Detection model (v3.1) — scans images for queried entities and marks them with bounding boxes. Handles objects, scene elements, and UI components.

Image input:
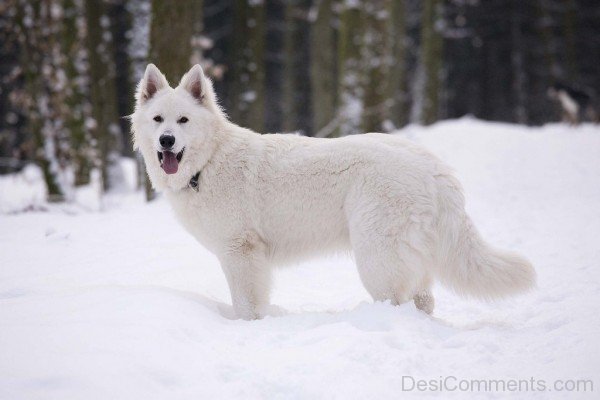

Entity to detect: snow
[72,169,103,212]
[1,119,599,399]
[0,165,47,213]
[0,158,138,214]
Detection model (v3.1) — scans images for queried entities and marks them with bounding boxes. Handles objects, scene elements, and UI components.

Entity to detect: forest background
[1,0,598,200]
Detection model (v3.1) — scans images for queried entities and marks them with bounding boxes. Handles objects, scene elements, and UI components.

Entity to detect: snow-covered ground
[1,119,599,399]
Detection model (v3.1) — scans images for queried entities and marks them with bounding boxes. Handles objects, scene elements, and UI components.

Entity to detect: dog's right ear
[136,64,169,105]
[179,64,207,103]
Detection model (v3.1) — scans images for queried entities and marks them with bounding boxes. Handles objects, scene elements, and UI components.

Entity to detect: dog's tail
[434,176,536,300]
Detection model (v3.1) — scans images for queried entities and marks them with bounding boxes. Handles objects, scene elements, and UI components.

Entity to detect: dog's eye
[153,115,163,123]
[177,117,189,124]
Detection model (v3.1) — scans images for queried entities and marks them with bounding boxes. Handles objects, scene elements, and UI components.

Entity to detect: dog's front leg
[219,235,271,320]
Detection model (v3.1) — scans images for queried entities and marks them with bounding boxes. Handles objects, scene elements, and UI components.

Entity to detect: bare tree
[85,0,122,189]
[63,0,95,186]
[388,0,408,128]
[230,0,266,132]
[13,0,75,198]
[149,0,198,83]
[310,0,337,135]
[337,1,363,136]
[362,0,391,133]
[419,0,443,125]
[283,0,312,135]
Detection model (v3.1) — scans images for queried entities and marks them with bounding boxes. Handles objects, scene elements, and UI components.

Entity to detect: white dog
[131,64,535,320]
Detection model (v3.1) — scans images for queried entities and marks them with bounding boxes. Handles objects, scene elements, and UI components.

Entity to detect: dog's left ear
[179,64,206,102]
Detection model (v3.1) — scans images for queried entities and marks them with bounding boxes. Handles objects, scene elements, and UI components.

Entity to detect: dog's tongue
[161,151,178,174]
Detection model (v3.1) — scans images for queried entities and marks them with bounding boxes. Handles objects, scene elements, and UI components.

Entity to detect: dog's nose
[159,134,175,149]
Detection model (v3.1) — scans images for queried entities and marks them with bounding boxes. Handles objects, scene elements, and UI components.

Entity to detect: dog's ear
[179,64,206,102]
[136,64,169,105]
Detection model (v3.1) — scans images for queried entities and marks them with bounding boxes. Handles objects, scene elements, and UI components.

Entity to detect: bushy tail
[435,180,536,300]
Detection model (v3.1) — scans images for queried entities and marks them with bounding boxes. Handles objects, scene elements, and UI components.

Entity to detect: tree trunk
[108,0,135,157]
[420,0,443,125]
[85,0,122,191]
[310,0,337,136]
[337,2,363,136]
[63,0,95,186]
[15,0,70,198]
[0,0,27,175]
[510,1,527,124]
[149,0,197,83]
[388,0,408,128]
[264,0,285,133]
[562,0,578,81]
[362,0,391,133]
[283,0,312,135]
[230,0,266,132]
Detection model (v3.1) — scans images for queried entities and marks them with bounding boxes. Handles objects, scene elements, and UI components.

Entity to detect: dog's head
[131,64,225,191]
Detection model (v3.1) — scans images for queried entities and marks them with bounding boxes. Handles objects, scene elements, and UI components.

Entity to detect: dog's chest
[165,183,242,252]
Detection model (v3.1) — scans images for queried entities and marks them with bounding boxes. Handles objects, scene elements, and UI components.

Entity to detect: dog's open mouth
[157,148,184,174]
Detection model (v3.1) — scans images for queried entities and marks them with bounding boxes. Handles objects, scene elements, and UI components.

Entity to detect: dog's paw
[233,303,261,321]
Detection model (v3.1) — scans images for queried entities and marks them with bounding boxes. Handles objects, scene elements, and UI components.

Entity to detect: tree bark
[362,0,391,133]
[85,0,122,190]
[16,0,70,198]
[388,0,408,128]
[63,0,95,186]
[510,1,527,124]
[108,0,135,157]
[149,0,197,83]
[283,0,312,135]
[337,2,363,136]
[420,0,443,125]
[230,0,266,132]
[310,0,336,135]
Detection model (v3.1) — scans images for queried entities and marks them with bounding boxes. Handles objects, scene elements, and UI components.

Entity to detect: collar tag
[188,172,200,192]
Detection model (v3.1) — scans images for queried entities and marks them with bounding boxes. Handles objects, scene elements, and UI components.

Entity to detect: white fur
[132,64,536,320]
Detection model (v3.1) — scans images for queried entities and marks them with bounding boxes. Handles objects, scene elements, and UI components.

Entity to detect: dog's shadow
[138,285,237,320]
[155,286,513,332]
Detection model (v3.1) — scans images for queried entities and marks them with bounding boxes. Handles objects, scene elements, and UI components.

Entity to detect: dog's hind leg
[413,275,435,315]
[219,232,271,320]
[349,217,431,309]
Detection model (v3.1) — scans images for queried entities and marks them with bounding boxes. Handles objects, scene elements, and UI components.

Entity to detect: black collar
[188,171,201,192]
